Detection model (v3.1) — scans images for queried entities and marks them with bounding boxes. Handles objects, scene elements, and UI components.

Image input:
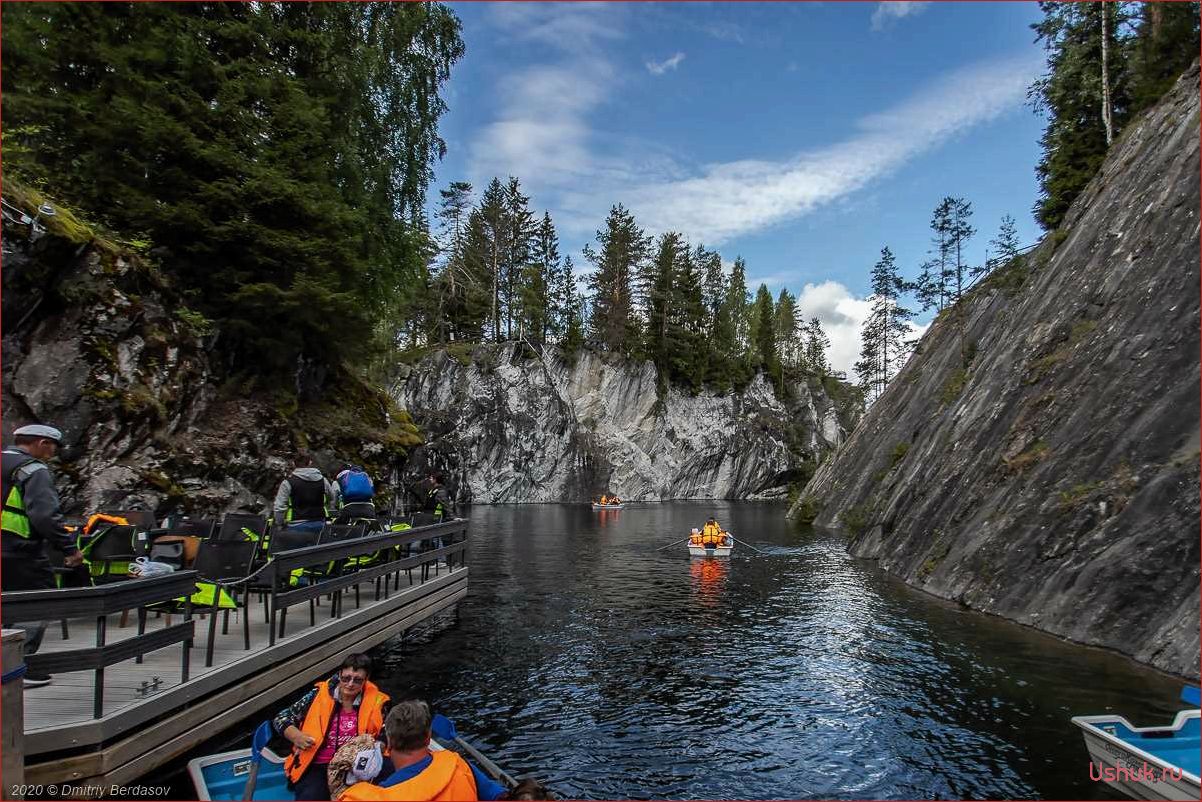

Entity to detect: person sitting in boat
[275,653,390,800]
[598,494,609,505]
[699,518,730,547]
[610,495,621,505]
[339,699,507,801]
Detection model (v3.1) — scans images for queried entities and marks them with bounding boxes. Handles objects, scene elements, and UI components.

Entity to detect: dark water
[169,501,1188,799]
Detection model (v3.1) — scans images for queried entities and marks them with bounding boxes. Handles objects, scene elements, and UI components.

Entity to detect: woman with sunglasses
[274,653,391,800]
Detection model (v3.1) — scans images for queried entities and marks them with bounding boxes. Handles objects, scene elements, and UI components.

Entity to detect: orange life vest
[84,513,130,535]
[701,522,724,546]
[339,750,479,801]
[285,680,389,782]
[600,495,608,504]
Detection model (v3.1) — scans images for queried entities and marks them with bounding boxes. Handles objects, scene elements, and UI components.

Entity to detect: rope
[1,663,28,684]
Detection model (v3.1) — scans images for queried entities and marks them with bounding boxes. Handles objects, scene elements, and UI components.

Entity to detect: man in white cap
[2,423,84,687]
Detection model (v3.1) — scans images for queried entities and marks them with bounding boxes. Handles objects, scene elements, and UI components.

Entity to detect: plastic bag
[128,556,176,578]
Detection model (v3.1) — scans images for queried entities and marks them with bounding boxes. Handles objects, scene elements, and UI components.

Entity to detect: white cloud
[625,52,1043,246]
[793,280,928,377]
[646,52,686,75]
[871,2,931,31]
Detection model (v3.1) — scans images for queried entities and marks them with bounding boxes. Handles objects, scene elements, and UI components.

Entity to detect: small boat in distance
[592,494,624,509]
[1070,686,1200,801]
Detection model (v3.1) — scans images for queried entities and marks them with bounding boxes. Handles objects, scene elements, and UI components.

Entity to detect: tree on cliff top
[2,2,463,376]
[584,204,651,356]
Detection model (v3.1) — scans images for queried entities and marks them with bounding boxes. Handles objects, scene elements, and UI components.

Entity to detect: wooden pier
[1,519,470,795]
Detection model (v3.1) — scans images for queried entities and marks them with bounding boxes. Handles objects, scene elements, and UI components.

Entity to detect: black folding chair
[189,539,259,667]
[216,513,267,542]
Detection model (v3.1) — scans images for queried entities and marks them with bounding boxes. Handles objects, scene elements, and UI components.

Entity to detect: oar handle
[728,535,767,554]
[654,536,694,551]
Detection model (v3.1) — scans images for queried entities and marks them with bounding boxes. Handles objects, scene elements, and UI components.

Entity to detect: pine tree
[860,247,913,400]
[947,197,975,303]
[980,214,1021,277]
[645,232,683,377]
[1029,2,1132,230]
[726,257,751,357]
[476,178,508,342]
[774,288,799,368]
[583,204,651,355]
[1126,3,1200,113]
[753,284,778,374]
[803,317,832,377]
[503,177,537,340]
[668,245,708,389]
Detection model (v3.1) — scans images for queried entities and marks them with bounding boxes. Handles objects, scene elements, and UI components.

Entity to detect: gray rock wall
[791,66,1200,678]
[396,345,854,503]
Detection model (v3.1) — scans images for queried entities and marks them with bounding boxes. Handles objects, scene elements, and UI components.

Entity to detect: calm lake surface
[170,501,1186,799]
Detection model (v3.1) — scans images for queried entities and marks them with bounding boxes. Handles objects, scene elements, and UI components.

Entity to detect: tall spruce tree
[476,178,508,342]
[645,233,683,377]
[980,214,1021,277]
[503,177,537,340]
[803,317,832,377]
[583,204,651,355]
[775,288,799,368]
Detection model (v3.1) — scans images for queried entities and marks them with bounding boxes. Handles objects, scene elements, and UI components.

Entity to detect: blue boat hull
[188,749,292,801]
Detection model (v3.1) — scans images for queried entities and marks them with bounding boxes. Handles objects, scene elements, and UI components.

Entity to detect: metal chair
[216,513,267,542]
[189,539,259,667]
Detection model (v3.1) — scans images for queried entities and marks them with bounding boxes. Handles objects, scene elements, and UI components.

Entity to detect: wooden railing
[0,518,471,719]
[0,572,198,718]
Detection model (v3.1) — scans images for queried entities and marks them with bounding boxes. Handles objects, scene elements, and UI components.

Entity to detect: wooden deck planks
[24,571,468,791]
[22,568,449,738]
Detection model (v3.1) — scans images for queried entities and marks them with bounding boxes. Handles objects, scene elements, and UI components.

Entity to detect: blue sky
[429,2,1050,373]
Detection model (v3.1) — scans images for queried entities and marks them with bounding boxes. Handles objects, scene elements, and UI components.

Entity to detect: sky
[428,1,1050,375]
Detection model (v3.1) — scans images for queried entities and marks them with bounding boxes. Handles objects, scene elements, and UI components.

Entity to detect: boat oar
[655,536,694,552]
[431,713,518,789]
[726,534,767,554]
[241,721,273,800]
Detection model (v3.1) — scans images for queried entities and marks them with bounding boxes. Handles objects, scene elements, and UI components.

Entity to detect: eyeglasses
[339,674,366,685]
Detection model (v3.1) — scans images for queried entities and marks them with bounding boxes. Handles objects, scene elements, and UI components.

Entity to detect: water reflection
[688,557,728,610]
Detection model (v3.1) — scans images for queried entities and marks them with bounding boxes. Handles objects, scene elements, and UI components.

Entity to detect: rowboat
[1070,687,1200,801]
[189,716,512,800]
[592,502,624,510]
[688,536,733,558]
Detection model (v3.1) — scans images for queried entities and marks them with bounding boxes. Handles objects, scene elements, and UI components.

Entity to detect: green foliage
[1030,2,1198,230]
[939,368,969,405]
[3,2,464,376]
[174,307,215,338]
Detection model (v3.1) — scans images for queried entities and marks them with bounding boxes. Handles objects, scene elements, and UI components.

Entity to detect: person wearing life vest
[700,518,727,547]
[273,451,337,532]
[274,653,390,800]
[424,472,453,522]
[339,699,506,802]
[599,494,608,505]
[2,424,84,688]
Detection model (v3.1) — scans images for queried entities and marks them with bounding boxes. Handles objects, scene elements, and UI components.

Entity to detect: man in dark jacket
[2,423,84,687]
[424,471,454,521]
[273,452,337,532]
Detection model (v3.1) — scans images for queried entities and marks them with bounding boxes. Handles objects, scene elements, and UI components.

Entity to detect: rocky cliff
[1,189,420,518]
[396,344,859,503]
[791,66,1200,678]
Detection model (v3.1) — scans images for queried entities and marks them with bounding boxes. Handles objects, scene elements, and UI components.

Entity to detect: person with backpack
[2,423,84,687]
[335,465,376,521]
[273,452,337,531]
